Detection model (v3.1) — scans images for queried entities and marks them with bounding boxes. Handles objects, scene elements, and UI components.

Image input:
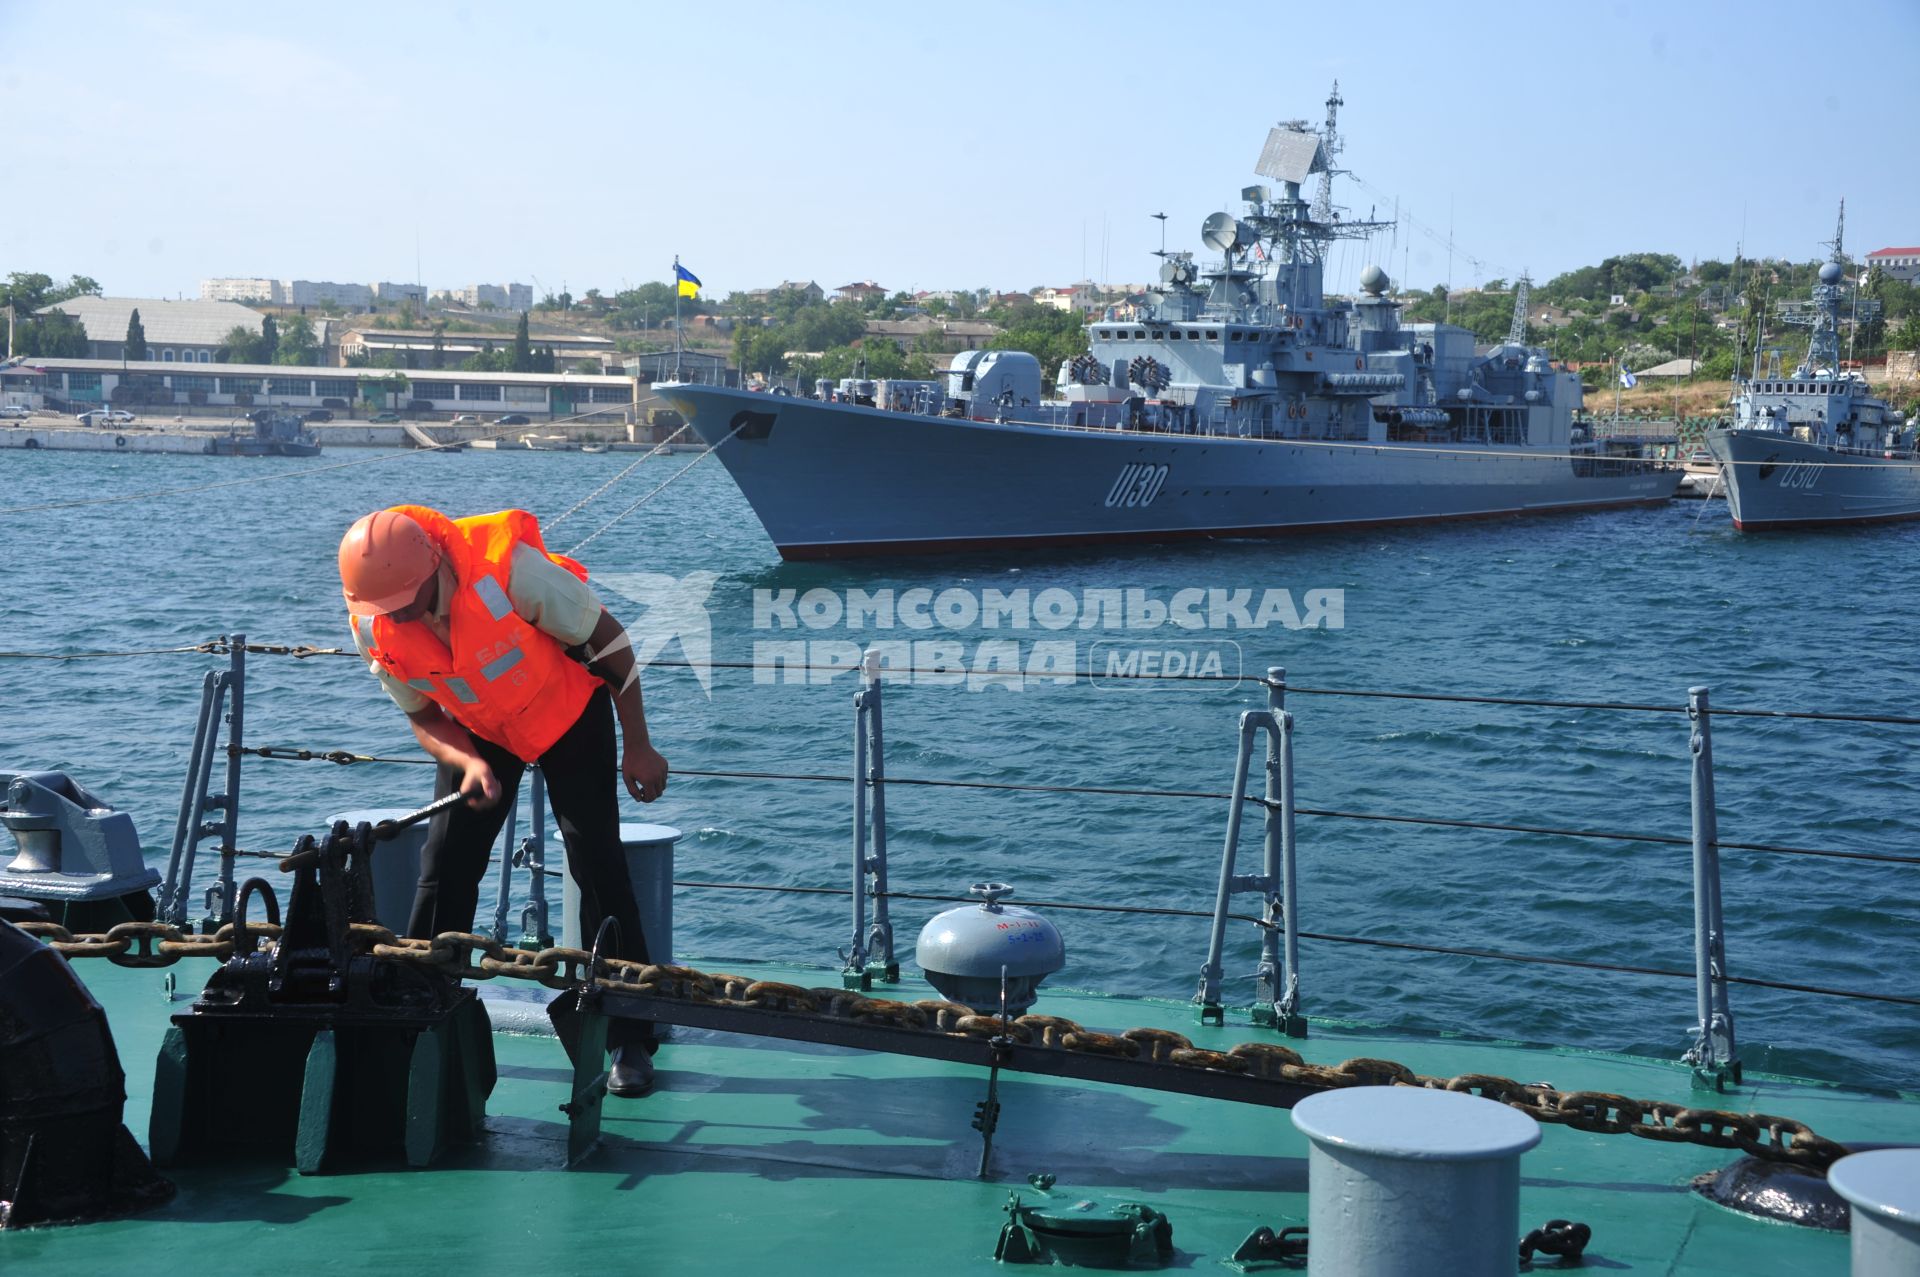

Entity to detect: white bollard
[561,822,680,962]
[1830,1149,1920,1277]
[1291,1086,1541,1277]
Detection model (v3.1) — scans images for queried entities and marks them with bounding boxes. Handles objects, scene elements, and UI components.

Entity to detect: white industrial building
[22,357,636,419]
[36,297,264,363]
[201,278,532,312]
[200,277,282,303]
[432,283,534,312]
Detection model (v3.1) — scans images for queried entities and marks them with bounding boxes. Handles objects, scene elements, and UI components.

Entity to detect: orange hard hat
[338,510,441,617]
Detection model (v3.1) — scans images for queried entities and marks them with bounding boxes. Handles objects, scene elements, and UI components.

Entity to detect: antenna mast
[1312,81,1343,224]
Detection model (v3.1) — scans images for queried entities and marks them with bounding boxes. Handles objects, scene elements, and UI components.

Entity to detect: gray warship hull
[668,385,1676,559]
[1706,429,1920,530]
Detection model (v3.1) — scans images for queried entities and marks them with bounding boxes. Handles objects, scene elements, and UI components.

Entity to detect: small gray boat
[1706,205,1917,530]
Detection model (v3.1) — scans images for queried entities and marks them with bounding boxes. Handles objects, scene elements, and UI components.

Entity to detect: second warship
[1705,204,1917,531]
[663,90,1677,560]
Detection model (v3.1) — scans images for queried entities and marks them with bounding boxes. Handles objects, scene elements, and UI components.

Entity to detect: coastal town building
[199,278,282,304]
[199,278,530,311]
[432,283,535,311]
[833,281,887,303]
[861,318,1000,353]
[339,327,616,369]
[19,356,636,419]
[1866,247,1920,284]
[35,297,263,363]
[738,280,826,305]
[624,350,731,383]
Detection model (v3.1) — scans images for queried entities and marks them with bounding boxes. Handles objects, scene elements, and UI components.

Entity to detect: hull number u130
[1106,463,1170,508]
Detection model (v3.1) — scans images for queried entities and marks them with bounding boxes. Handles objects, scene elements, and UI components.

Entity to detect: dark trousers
[408,688,652,1050]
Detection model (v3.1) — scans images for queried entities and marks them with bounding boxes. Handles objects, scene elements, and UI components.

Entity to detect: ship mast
[1506,273,1531,347]
[1311,82,1343,225]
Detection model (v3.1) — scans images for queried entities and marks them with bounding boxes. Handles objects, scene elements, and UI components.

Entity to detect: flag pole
[673,256,683,380]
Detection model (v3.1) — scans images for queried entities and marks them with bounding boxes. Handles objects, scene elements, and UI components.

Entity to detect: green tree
[217,325,260,363]
[124,308,147,361]
[511,311,532,372]
[258,314,279,363]
[431,323,447,369]
[987,307,1087,390]
[274,315,318,365]
[3,272,58,311]
[8,309,87,358]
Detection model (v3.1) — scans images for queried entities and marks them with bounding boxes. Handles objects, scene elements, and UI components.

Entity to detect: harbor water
[2,447,1915,1091]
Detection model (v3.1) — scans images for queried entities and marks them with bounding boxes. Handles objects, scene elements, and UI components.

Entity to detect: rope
[220,752,1920,866]
[6,640,1918,731]
[544,423,690,529]
[564,420,750,555]
[0,643,219,660]
[668,880,1920,1008]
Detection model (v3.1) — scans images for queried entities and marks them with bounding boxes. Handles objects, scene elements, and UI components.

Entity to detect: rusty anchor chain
[17,922,1851,1171]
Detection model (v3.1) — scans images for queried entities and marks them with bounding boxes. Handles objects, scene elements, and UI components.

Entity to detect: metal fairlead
[149,797,494,1174]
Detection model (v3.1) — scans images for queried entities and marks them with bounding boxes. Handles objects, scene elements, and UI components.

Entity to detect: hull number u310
[1106,463,1170,508]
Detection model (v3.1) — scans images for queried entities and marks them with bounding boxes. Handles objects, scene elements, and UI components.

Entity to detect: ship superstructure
[1706,203,1917,529]
[662,92,1675,559]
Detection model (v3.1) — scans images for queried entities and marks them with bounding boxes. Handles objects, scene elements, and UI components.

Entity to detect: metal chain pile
[20,922,1849,1170]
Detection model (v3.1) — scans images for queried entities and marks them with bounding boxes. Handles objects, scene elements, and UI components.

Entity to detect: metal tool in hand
[277,791,464,872]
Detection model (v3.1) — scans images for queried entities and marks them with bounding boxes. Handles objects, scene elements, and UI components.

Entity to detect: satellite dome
[1359,265,1390,295]
[1819,262,1844,284]
[915,882,1064,1014]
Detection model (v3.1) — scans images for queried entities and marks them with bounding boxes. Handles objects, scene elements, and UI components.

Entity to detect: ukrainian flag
[674,262,702,299]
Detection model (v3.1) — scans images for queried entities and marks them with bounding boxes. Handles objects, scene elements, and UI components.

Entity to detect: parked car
[0,405,31,419]
[493,413,530,426]
[303,409,334,423]
[451,414,480,424]
[369,412,400,423]
[78,408,136,425]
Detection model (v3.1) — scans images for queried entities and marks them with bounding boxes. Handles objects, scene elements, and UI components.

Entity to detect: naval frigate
[1705,204,1918,531]
[661,90,1678,560]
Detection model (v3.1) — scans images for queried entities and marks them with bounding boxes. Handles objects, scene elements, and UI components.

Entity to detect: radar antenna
[1506,273,1531,347]
[1312,81,1343,223]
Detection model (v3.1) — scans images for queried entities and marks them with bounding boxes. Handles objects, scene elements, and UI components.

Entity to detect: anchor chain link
[19,924,1851,1169]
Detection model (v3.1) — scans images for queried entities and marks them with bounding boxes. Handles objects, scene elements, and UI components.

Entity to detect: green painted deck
[8,956,1911,1274]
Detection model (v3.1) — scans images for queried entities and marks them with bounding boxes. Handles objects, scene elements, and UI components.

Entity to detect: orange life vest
[355,506,601,762]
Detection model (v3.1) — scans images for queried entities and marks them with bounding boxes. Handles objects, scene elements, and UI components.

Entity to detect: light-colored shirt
[350,543,603,714]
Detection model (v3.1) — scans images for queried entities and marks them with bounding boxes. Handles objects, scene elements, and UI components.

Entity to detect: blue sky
[4,0,1915,301]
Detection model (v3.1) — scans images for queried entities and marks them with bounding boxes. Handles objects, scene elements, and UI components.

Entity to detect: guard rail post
[861,650,898,982]
[844,663,873,987]
[160,669,222,926]
[204,633,245,931]
[518,766,553,949]
[1684,685,1740,1089]
[490,799,518,944]
[1251,669,1305,1035]
[1197,708,1280,1026]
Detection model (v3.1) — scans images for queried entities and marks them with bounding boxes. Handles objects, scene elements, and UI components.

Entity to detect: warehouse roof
[37,297,265,345]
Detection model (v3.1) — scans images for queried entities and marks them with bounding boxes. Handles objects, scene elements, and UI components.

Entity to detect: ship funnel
[915,882,1064,1015]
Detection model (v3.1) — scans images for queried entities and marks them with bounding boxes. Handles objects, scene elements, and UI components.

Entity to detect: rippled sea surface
[3,447,1915,1089]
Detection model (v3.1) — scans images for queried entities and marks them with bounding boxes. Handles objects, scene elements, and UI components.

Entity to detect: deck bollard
[1291,1086,1540,1277]
[562,823,680,963]
[1829,1149,1920,1277]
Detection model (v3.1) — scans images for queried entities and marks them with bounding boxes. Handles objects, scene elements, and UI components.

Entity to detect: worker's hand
[623,741,669,804]
[458,757,501,809]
